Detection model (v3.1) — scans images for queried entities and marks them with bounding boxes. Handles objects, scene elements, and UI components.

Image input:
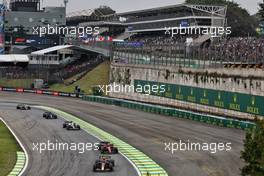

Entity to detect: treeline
[185,0,259,37]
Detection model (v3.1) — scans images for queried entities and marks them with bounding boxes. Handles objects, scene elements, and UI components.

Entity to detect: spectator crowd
[123,34,264,64]
[209,37,264,63]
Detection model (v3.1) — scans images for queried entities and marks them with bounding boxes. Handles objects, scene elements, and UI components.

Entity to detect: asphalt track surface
[0,102,137,176]
[0,92,246,176]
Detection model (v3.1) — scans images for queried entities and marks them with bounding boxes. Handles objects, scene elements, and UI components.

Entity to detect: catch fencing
[112,43,264,69]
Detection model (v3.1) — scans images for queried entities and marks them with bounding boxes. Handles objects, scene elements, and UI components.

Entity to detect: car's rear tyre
[110,167,114,172]
[114,148,118,154]
[93,165,99,172]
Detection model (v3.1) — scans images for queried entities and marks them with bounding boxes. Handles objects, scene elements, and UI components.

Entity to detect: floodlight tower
[64,0,68,8]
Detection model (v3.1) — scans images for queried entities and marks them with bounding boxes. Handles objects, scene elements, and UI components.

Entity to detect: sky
[42,0,262,15]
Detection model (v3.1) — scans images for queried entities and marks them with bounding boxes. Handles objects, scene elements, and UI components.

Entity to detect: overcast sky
[43,0,262,15]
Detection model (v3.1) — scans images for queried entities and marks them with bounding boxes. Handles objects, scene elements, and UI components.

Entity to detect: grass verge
[50,60,110,94]
[0,121,21,176]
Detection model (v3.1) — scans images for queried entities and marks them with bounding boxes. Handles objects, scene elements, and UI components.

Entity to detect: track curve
[0,102,137,176]
[0,92,246,176]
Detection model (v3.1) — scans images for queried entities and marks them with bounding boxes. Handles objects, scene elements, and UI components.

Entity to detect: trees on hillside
[241,119,264,176]
[258,0,264,22]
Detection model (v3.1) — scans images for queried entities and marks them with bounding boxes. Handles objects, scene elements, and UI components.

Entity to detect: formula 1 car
[63,121,81,130]
[43,112,57,119]
[99,141,119,154]
[62,121,73,128]
[98,141,110,150]
[16,104,31,110]
[93,156,115,172]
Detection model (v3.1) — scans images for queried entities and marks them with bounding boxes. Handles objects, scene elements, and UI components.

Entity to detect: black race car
[43,112,58,119]
[93,156,115,172]
[63,121,81,130]
[99,142,118,154]
[17,104,31,110]
[63,121,73,128]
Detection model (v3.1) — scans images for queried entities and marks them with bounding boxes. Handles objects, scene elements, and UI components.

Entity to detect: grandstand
[1,3,264,92]
[93,5,262,68]
[118,4,226,33]
[0,54,29,67]
[66,6,116,26]
[71,4,227,39]
[68,4,230,68]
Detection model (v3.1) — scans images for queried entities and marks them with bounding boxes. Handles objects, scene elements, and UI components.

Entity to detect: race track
[0,102,137,176]
[0,92,246,176]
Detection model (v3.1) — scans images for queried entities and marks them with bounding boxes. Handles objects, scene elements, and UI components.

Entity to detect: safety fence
[112,41,264,68]
[82,95,256,131]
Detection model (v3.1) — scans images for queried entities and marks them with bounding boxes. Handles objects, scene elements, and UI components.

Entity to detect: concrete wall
[109,63,264,120]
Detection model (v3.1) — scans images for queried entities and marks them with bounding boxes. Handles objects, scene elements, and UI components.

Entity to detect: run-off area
[0,102,137,176]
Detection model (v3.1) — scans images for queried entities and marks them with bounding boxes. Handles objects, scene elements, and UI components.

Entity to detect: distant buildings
[4,0,66,53]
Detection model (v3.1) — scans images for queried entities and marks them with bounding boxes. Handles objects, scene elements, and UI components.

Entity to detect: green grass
[64,71,87,84]
[50,61,110,94]
[0,121,21,176]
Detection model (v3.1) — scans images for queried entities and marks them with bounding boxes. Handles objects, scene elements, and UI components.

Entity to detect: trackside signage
[134,80,264,116]
[0,87,82,98]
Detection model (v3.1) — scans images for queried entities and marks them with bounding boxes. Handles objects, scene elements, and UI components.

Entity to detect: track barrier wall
[0,86,256,130]
[134,80,264,117]
[82,95,256,131]
[0,87,82,98]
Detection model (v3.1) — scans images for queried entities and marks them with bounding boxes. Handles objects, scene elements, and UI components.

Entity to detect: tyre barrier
[82,96,256,131]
